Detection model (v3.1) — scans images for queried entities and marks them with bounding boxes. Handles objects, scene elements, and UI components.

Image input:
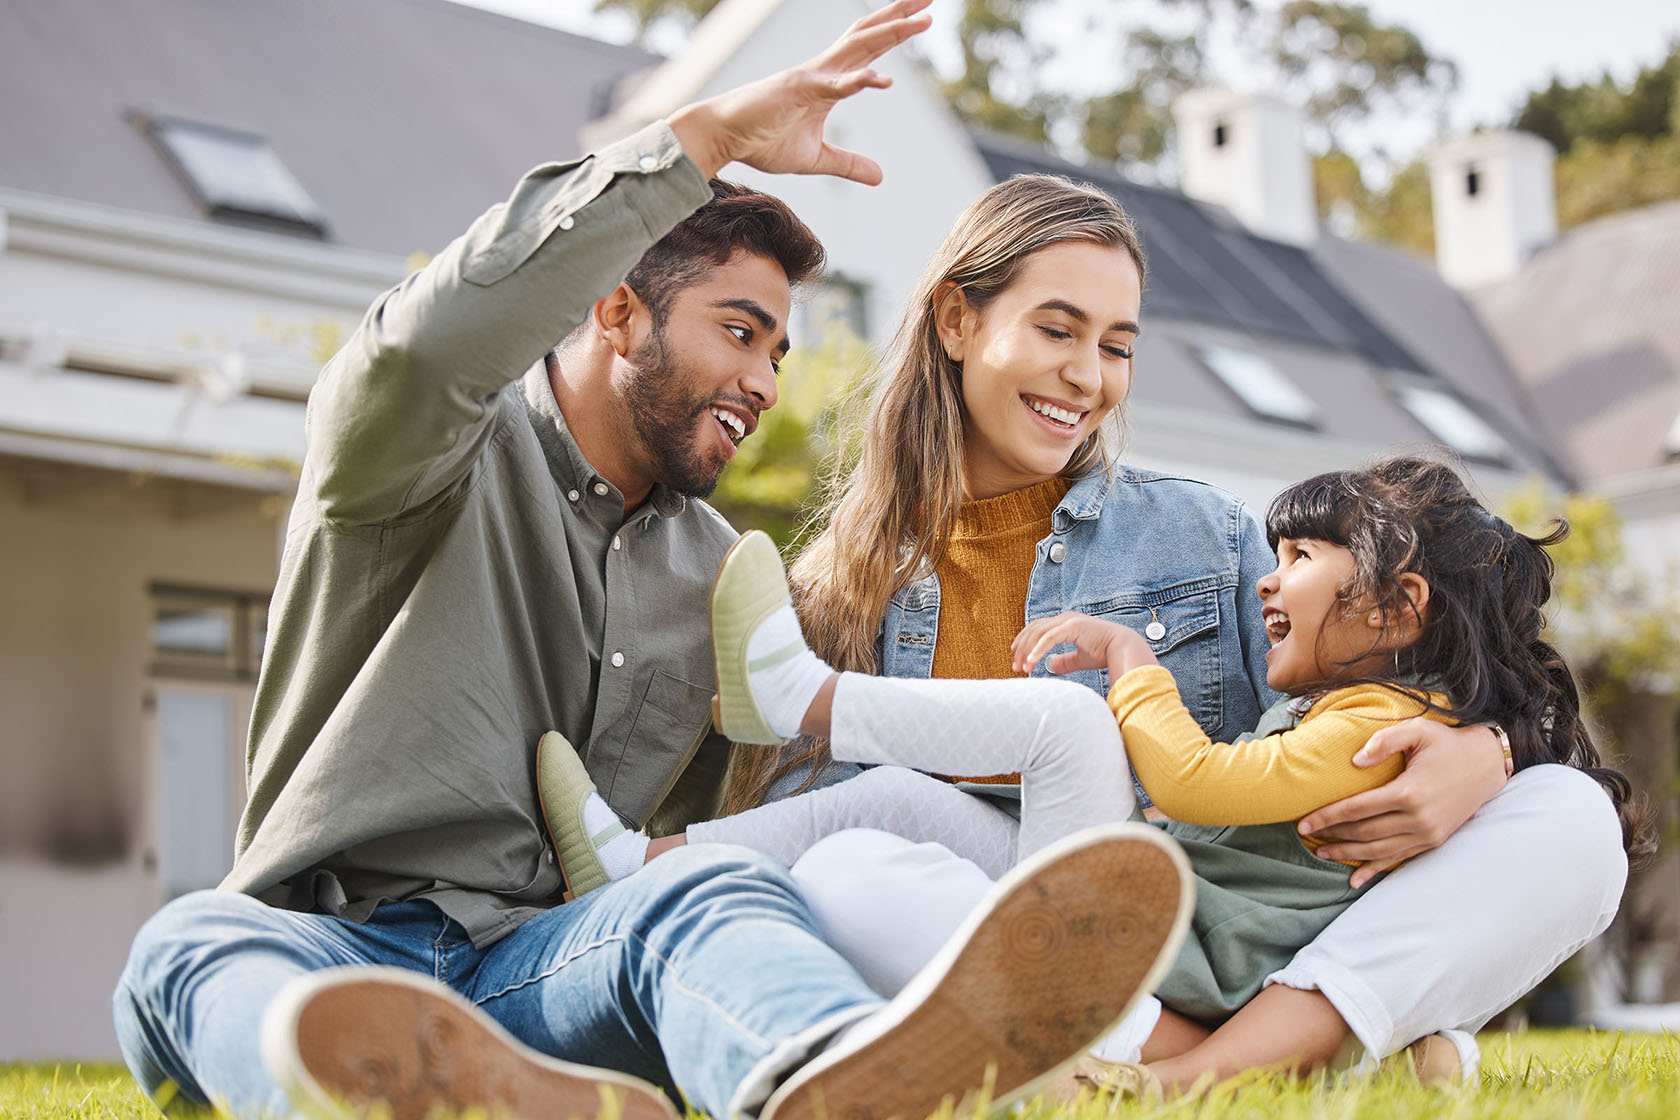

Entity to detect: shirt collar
[521,359,689,521]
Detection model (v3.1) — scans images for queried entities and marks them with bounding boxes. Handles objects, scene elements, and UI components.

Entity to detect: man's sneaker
[760,822,1194,1120]
[261,966,679,1120]
[535,730,612,900]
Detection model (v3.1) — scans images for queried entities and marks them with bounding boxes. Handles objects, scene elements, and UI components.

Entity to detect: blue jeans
[113,845,884,1118]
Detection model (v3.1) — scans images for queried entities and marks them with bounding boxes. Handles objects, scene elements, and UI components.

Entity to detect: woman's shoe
[709,530,796,744]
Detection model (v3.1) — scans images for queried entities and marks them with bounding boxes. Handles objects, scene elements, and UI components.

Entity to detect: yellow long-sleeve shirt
[1107,665,1452,851]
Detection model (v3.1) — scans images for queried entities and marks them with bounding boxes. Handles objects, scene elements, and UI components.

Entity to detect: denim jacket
[774,466,1282,798]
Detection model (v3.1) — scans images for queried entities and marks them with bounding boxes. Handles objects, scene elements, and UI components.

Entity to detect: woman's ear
[593,283,643,358]
[931,281,971,363]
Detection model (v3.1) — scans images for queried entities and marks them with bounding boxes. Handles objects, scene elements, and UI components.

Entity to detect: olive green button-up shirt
[223,124,735,947]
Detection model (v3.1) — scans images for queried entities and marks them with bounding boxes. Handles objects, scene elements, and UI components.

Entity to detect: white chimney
[1427,131,1557,288]
[1173,87,1317,247]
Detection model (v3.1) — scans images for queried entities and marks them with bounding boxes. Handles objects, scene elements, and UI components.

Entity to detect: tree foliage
[1504,484,1680,696]
[1511,42,1680,231]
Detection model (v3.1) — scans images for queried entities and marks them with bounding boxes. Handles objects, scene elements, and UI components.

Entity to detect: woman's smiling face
[939,241,1143,499]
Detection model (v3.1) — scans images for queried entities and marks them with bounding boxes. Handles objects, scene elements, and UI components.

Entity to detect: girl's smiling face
[1256,537,1388,693]
[936,241,1142,500]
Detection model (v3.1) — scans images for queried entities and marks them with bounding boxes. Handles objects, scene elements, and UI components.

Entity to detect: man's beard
[619,323,736,499]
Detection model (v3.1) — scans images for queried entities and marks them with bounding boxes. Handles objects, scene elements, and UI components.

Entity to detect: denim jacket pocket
[1083,579,1225,733]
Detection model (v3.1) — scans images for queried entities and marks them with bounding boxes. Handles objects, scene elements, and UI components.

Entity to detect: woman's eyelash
[1037,325,1071,341]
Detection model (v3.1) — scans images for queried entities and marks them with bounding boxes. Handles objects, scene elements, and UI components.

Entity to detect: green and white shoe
[535,730,616,901]
[709,530,797,745]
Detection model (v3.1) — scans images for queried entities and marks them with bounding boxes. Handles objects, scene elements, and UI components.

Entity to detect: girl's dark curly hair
[1267,455,1652,858]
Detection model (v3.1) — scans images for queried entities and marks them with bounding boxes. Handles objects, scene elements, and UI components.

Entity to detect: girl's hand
[1297,719,1508,888]
[1011,611,1159,679]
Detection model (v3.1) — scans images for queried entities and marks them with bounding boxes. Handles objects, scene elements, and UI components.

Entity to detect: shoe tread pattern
[294,979,675,1120]
[769,838,1184,1120]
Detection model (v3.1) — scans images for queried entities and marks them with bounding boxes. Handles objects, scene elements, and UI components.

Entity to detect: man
[112,3,1190,1118]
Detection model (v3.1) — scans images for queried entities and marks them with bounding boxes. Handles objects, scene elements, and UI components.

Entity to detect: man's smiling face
[617,250,792,498]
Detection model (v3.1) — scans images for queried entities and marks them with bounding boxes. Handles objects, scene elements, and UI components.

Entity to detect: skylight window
[1197,344,1319,426]
[1395,384,1511,462]
[147,117,328,237]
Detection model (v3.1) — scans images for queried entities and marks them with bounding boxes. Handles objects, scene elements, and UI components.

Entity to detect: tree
[1512,41,1680,231]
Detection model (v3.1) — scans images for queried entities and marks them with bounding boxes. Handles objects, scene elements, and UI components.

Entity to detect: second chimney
[1427,131,1557,289]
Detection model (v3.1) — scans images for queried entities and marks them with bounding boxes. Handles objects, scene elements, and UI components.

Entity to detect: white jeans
[790,764,1627,1058]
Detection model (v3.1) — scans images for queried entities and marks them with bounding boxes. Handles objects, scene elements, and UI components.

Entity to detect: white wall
[0,472,281,1060]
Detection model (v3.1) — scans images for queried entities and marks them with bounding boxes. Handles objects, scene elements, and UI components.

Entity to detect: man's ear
[592,283,643,359]
[932,281,972,363]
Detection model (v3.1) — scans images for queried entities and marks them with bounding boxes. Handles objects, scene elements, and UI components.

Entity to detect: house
[3,0,1656,1061]
[0,0,655,1061]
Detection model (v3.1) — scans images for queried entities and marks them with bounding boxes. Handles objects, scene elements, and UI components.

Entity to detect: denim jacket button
[1048,541,1066,563]
[1145,620,1167,641]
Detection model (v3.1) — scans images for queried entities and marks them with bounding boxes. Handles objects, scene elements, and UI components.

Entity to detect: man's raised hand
[667,0,933,183]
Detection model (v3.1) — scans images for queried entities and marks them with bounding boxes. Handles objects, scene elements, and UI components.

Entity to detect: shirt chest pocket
[1085,581,1224,733]
[613,670,715,825]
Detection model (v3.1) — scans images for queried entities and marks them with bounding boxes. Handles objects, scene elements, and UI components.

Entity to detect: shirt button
[558,215,575,231]
[1048,541,1066,563]
[567,489,580,502]
[546,849,555,864]
[1146,620,1167,642]
[612,536,622,551]
[611,652,625,668]
[638,154,658,172]
[593,482,610,497]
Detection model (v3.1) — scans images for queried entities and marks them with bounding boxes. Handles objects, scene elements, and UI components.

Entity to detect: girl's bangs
[1265,472,1360,550]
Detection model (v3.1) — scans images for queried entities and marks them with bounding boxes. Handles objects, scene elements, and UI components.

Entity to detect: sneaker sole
[762,823,1193,1120]
[261,966,679,1120]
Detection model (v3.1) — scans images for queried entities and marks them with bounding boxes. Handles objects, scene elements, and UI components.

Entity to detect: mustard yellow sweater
[933,476,1068,783]
[1108,665,1451,853]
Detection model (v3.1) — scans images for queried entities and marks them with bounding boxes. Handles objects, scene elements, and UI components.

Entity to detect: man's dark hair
[624,179,826,326]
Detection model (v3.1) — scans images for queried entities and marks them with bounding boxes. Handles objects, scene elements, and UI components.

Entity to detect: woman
[706,173,1627,1086]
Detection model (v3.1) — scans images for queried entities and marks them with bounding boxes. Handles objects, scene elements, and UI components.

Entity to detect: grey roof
[1309,231,1575,485]
[1472,200,1680,481]
[973,132,1568,483]
[0,0,657,256]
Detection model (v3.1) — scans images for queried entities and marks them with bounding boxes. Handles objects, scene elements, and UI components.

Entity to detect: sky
[452,0,1680,157]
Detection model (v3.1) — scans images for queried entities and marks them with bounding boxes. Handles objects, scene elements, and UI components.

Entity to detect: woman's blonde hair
[723,174,1147,812]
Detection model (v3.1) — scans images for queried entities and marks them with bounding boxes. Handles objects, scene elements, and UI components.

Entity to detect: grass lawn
[4,1029,1678,1118]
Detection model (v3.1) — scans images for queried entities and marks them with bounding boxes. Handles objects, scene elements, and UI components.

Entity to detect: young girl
[542,454,1642,1090]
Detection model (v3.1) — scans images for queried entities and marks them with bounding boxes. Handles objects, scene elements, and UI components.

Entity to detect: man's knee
[636,841,803,910]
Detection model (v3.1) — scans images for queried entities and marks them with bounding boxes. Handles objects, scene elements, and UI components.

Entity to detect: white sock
[582,791,649,880]
[747,604,834,738]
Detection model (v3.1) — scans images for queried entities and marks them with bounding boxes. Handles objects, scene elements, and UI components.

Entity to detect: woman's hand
[1297,719,1508,888]
[1011,611,1159,679]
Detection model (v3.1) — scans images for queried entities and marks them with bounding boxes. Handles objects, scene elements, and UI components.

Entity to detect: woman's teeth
[1027,398,1081,427]
[1264,610,1291,642]
[711,407,745,443]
